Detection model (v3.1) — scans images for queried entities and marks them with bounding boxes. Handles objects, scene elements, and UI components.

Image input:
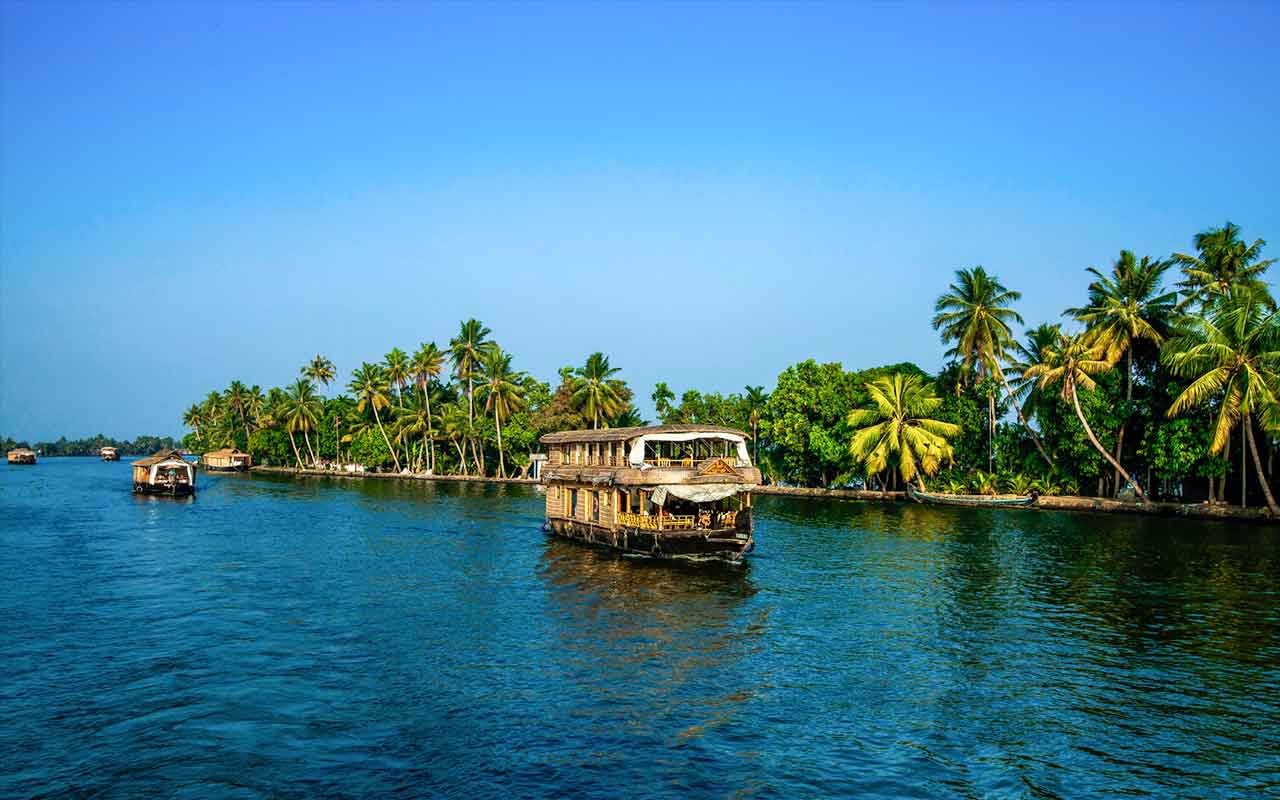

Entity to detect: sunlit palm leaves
[848,374,959,489]
[348,362,401,472]
[571,352,625,429]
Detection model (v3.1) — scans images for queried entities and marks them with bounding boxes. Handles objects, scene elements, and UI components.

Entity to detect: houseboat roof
[132,449,188,468]
[100,446,117,452]
[204,447,249,457]
[7,447,36,456]
[540,424,747,445]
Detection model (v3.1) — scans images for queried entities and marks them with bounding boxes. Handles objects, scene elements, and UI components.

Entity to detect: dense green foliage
[1,434,177,457]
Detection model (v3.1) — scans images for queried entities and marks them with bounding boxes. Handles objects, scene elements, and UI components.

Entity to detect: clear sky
[2,1,1278,441]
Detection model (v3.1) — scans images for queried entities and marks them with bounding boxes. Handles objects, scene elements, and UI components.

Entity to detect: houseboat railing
[617,512,696,531]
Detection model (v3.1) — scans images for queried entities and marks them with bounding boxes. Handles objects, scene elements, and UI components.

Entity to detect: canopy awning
[628,432,751,469]
[651,483,755,506]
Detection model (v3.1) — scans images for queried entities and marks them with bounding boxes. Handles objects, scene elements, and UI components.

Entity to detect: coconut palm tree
[478,348,528,478]
[348,362,401,472]
[224,380,253,447]
[571,352,625,429]
[1163,287,1280,514]
[302,355,336,393]
[1006,323,1063,424]
[1024,332,1148,502]
[285,379,322,465]
[438,401,471,475]
[411,342,445,473]
[1172,222,1276,312]
[744,385,768,464]
[652,382,676,423]
[933,266,1053,470]
[448,319,493,423]
[848,373,960,490]
[1068,250,1175,494]
[182,404,205,443]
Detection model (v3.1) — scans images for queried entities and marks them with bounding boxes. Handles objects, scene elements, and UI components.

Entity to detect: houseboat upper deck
[539,425,760,561]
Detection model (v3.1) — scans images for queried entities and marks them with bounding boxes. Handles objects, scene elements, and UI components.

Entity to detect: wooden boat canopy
[540,424,747,444]
[132,449,196,494]
[203,447,252,470]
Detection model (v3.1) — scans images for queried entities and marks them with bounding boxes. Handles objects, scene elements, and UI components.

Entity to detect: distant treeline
[1,434,178,457]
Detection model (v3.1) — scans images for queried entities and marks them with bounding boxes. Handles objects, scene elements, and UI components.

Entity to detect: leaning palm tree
[1172,222,1276,312]
[1006,323,1063,424]
[411,342,445,473]
[478,348,528,478]
[285,379,322,465]
[448,319,493,423]
[571,352,625,429]
[848,373,960,490]
[182,404,205,443]
[1163,287,1280,514]
[1068,250,1175,494]
[744,385,768,464]
[394,395,435,472]
[438,401,472,475]
[348,362,401,472]
[933,266,1053,469]
[1024,332,1148,502]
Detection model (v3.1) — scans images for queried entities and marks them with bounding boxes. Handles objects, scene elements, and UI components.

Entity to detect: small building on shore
[132,449,196,495]
[6,448,37,465]
[203,448,252,472]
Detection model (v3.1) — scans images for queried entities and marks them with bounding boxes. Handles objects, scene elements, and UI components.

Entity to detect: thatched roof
[7,448,36,456]
[132,449,189,468]
[540,424,747,445]
[204,448,249,457]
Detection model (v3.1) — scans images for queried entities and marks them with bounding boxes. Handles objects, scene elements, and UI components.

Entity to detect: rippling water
[2,458,1278,798]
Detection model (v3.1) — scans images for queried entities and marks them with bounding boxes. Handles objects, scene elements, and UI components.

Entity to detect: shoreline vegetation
[124,220,1280,521]
[0,434,178,458]
[252,465,1276,524]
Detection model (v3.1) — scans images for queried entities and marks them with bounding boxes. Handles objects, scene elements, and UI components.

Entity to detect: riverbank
[249,466,1275,524]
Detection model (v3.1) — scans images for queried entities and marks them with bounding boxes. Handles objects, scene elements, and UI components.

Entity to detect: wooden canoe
[907,485,1038,508]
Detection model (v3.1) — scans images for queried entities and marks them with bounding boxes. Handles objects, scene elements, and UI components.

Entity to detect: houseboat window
[591,492,600,522]
[568,488,578,518]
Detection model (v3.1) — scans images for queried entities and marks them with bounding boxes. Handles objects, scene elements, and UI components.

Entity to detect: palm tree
[1172,222,1276,311]
[285,379,322,465]
[744,385,768,464]
[302,355,336,392]
[1068,250,1175,495]
[848,373,960,490]
[1024,332,1148,502]
[384,348,410,406]
[182,404,205,443]
[478,348,528,478]
[411,342,445,473]
[439,401,471,475]
[1164,287,1280,514]
[571,352,625,429]
[448,319,493,423]
[348,362,401,472]
[652,382,675,423]
[224,380,253,447]
[1007,323,1063,424]
[933,266,1053,470]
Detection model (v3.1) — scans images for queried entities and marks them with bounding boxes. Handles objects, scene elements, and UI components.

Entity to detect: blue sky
[2,2,1278,440]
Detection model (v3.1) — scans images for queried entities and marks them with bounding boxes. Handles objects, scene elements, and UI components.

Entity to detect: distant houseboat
[6,448,37,465]
[100,446,120,461]
[539,425,759,561]
[132,449,196,495]
[203,448,252,472]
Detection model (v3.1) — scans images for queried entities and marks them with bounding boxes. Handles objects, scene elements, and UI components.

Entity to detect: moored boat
[6,448,37,465]
[132,449,196,495]
[907,485,1037,507]
[540,425,758,562]
[100,446,120,461]
[202,447,252,472]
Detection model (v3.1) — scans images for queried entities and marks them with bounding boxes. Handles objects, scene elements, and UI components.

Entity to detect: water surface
[2,458,1277,797]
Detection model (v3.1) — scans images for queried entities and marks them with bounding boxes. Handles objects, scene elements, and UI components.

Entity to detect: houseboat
[539,425,759,561]
[132,449,196,496]
[6,448,37,465]
[202,447,252,472]
[100,446,120,461]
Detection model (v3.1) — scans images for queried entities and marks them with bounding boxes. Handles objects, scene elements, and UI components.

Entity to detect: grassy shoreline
[248,466,1275,524]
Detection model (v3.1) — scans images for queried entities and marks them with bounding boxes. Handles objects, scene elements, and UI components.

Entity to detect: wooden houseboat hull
[101,454,120,461]
[545,518,754,561]
[7,453,37,465]
[203,463,249,473]
[907,486,1037,507]
[133,482,195,496]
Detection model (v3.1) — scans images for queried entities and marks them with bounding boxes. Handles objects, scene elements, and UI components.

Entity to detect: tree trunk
[303,428,316,465]
[495,411,506,478]
[372,404,401,472]
[1070,382,1146,502]
[988,390,995,472]
[1241,421,1247,509]
[1245,415,1279,515]
[994,365,1054,469]
[453,440,468,475]
[424,389,436,474]
[287,429,304,468]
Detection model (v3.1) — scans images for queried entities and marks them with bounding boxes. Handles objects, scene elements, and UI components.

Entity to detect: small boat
[907,485,1037,508]
[202,447,252,472]
[100,446,120,461]
[132,449,196,496]
[6,448,37,465]
[540,425,758,562]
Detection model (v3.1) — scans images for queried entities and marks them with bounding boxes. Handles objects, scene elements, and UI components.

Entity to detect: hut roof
[204,448,249,457]
[132,449,188,468]
[8,448,36,456]
[540,424,747,445]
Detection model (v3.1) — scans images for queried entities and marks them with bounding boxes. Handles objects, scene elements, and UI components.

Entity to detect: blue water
[2,458,1277,798]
